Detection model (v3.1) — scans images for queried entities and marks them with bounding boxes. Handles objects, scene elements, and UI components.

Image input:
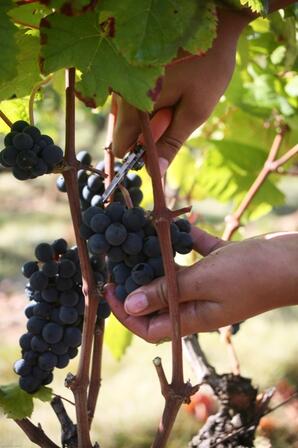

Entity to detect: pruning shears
[101,108,172,203]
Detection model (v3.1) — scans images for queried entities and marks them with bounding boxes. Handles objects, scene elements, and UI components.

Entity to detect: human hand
[105,230,298,343]
[112,8,252,175]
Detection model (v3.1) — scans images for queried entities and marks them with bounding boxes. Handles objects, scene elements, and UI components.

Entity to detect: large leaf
[0,2,18,82]
[99,0,216,66]
[40,12,163,110]
[0,30,41,101]
[0,384,52,420]
[105,314,133,361]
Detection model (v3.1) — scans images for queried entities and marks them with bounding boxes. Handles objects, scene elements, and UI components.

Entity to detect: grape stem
[14,418,59,448]
[63,67,100,448]
[138,110,197,448]
[118,183,134,208]
[0,110,12,128]
[29,76,53,126]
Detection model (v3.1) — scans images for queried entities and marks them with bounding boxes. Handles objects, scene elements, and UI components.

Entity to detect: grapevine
[0,1,297,448]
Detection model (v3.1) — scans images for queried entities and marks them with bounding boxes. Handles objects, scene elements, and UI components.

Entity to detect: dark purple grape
[35,243,54,262]
[122,207,146,231]
[11,120,29,132]
[22,261,39,278]
[29,271,48,290]
[42,323,64,344]
[131,263,154,286]
[105,223,127,246]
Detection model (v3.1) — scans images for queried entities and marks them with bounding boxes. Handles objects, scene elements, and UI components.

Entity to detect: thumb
[124,262,212,316]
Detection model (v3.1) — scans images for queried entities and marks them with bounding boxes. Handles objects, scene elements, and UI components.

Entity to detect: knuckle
[156,280,169,308]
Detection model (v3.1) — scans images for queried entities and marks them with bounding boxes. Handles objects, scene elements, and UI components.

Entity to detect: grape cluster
[56,151,143,209]
[0,120,64,180]
[14,238,108,394]
[80,202,193,302]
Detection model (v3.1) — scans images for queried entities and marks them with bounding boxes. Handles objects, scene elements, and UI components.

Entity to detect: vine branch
[0,110,12,128]
[63,67,99,448]
[138,110,196,448]
[87,318,105,428]
[222,130,297,240]
[14,418,59,448]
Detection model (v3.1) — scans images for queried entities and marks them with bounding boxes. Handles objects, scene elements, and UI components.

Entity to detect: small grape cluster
[14,238,108,394]
[0,120,64,180]
[80,202,193,301]
[56,151,143,209]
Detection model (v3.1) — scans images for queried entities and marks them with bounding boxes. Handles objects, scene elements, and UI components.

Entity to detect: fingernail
[158,157,169,176]
[125,293,148,314]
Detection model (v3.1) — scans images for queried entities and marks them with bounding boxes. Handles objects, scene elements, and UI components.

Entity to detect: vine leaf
[8,2,51,28]
[37,0,99,15]
[240,0,264,13]
[105,315,133,360]
[194,140,285,219]
[0,1,18,83]
[40,12,163,110]
[0,30,41,102]
[99,0,217,66]
[0,384,52,420]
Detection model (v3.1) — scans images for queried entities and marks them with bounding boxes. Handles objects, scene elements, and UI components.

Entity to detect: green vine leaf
[0,30,41,102]
[105,315,133,361]
[37,0,99,15]
[0,1,18,83]
[99,0,217,66]
[0,384,52,420]
[8,2,51,28]
[40,12,163,110]
[240,0,264,13]
[194,140,285,219]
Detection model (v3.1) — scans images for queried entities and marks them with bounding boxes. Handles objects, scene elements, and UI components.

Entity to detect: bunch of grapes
[14,238,108,394]
[56,151,143,209]
[0,120,64,180]
[80,202,193,301]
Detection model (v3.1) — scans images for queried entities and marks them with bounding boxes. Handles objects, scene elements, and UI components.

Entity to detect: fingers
[124,262,214,316]
[105,284,222,342]
[190,226,229,256]
[112,95,201,174]
[154,98,203,172]
[112,95,140,158]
